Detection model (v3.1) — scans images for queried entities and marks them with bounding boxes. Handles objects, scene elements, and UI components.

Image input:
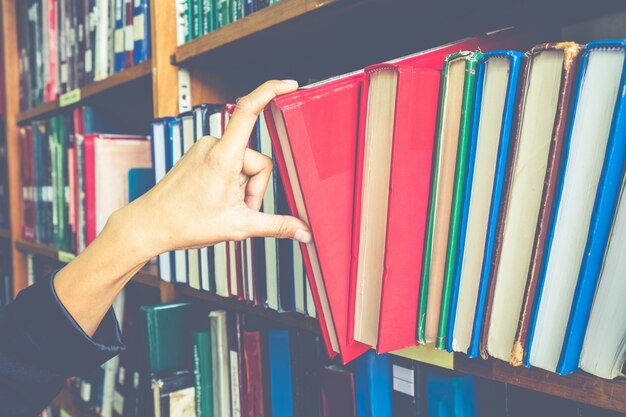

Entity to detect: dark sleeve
[0,272,125,417]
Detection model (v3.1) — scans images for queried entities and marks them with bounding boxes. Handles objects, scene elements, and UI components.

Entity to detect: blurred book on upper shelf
[16,0,152,111]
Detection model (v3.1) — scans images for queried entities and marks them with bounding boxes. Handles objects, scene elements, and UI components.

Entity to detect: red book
[350,64,441,354]
[264,72,369,361]
[45,0,58,102]
[243,331,265,417]
[124,0,134,68]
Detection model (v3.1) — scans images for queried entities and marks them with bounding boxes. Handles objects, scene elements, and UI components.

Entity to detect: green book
[436,51,483,349]
[186,0,195,42]
[49,115,67,251]
[417,51,481,346]
[217,0,230,28]
[230,0,242,23]
[193,331,214,417]
[141,302,194,372]
[202,0,215,34]
[193,0,203,38]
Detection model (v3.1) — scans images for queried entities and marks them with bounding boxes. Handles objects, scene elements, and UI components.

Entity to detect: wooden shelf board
[16,60,152,125]
[15,239,59,259]
[453,354,626,413]
[0,228,10,239]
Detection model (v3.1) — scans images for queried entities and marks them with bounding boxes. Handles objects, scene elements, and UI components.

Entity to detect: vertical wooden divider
[1,0,27,295]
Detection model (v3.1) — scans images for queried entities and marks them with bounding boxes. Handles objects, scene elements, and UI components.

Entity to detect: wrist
[104,204,163,264]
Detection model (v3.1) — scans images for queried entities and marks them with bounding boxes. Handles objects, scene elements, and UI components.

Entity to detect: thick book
[152,372,196,417]
[528,40,626,373]
[579,173,626,379]
[355,351,392,417]
[418,50,481,346]
[448,51,525,354]
[265,72,366,361]
[351,62,440,353]
[141,302,194,373]
[320,365,356,417]
[480,43,583,361]
[151,118,175,282]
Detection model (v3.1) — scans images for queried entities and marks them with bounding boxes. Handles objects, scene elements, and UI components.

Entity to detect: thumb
[245,210,312,243]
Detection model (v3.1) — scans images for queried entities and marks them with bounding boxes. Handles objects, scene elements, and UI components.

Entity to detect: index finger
[222,80,299,151]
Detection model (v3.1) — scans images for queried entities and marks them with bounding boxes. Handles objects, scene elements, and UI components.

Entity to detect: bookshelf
[0,0,625,415]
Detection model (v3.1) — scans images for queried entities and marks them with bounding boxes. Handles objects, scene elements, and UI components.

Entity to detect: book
[243,331,265,417]
[133,0,151,64]
[419,51,481,346]
[267,329,294,417]
[351,62,440,353]
[152,372,196,417]
[141,302,194,373]
[528,40,626,372]
[113,0,125,73]
[449,51,525,354]
[193,331,213,417]
[390,356,418,416]
[579,172,626,379]
[481,43,583,361]
[151,118,175,282]
[169,118,189,285]
[209,310,231,417]
[320,365,356,417]
[355,351,392,417]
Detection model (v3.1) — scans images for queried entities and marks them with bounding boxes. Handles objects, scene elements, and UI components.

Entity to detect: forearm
[53,204,158,337]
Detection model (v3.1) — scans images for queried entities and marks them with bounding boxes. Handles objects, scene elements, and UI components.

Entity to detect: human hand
[116,80,312,259]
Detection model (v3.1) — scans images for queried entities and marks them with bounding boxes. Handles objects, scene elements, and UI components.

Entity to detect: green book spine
[141,303,193,372]
[193,0,202,38]
[202,0,214,34]
[269,0,279,4]
[417,57,451,344]
[50,116,63,250]
[230,0,242,22]
[185,0,194,42]
[436,51,483,349]
[217,0,230,27]
[193,332,213,417]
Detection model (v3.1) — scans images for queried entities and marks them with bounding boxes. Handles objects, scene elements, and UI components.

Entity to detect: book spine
[202,0,213,34]
[133,0,150,64]
[123,0,134,67]
[193,0,202,38]
[185,0,194,42]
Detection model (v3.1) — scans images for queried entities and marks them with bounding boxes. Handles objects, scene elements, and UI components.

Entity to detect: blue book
[114,0,125,73]
[556,41,626,374]
[244,0,255,16]
[525,40,626,371]
[128,168,154,202]
[355,351,392,417]
[151,117,174,282]
[268,329,294,417]
[82,106,125,134]
[461,51,525,357]
[133,0,151,64]
[426,371,477,417]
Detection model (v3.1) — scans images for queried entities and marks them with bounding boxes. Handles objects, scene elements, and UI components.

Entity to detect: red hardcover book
[243,331,265,417]
[350,65,441,354]
[264,72,369,361]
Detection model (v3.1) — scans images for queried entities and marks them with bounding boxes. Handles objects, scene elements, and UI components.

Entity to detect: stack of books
[19,106,152,255]
[176,0,279,45]
[151,107,317,318]
[17,0,152,110]
[265,28,626,379]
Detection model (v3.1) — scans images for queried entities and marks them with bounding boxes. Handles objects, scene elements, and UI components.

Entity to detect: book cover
[355,351,392,417]
[133,0,151,64]
[268,329,294,417]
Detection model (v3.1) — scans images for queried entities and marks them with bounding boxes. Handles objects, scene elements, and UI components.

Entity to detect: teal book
[193,331,213,417]
[140,302,194,372]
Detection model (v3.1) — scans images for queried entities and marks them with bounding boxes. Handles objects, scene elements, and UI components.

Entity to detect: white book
[580,177,626,379]
[152,121,172,282]
[175,0,189,47]
[95,0,110,80]
[452,56,511,353]
[258,114,279,309]
[210,111,229,297]
[210,311,231,417]
[170,121,188,284]
[529,48,625,372]
[101,291,126,417]
[486,49,567,361]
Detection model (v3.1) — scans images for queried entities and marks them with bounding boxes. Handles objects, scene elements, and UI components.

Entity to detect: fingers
[245,210,312,243]
[222,80,298,152]
[242,149,273,211]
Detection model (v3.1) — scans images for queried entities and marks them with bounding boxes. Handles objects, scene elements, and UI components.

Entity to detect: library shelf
[0,228,10,239]
[16,59,153,126]
[14,239,59,260]
[454,355,626,413]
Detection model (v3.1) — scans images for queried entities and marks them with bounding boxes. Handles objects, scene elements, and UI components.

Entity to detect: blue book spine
[244,0,255,16]
[467,51,525,358]
[355,351,392,417]
[133,0,151,64]
[114,0,125,73]
[268,330,294,417]
[556,40,626,374]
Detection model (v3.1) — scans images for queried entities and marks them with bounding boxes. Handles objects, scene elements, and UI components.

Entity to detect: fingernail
[294,229,312,244]
[282,79,299,87]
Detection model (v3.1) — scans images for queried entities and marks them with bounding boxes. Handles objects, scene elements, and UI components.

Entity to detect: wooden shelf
[16,60,153,125]
[0,228,10,239]
[454,355,626,413]
[15,239,60,259]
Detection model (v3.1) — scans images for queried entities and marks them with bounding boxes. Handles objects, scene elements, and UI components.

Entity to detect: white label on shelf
[133,14,145,41]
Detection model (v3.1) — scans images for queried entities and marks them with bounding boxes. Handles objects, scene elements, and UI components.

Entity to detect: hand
[118,79,312,259]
